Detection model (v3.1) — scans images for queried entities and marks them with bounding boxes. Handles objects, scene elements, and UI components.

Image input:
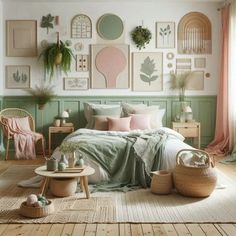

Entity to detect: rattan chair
[0,108,46,160]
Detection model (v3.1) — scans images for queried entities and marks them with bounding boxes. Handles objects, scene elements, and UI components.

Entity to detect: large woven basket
[173,149,217,198]
[19,200,54,218]
[150,170,173,195]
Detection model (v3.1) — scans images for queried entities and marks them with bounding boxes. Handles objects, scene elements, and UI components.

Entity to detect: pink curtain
[205,5,230,156]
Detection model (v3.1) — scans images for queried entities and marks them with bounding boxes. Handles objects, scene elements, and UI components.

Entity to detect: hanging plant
[39,32,74,80]
[131,25,152,50]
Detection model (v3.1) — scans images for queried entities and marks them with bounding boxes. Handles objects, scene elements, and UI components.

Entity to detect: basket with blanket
[173,149,217,197]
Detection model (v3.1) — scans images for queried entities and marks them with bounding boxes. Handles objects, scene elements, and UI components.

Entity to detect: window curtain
[228,1,236,151]
[205,5,230,156]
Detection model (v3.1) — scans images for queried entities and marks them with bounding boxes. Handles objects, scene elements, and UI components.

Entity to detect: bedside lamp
[61,110,69,125]
[184,106,193,122]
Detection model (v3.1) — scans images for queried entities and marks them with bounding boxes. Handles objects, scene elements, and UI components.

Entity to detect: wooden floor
[1,156,236,236]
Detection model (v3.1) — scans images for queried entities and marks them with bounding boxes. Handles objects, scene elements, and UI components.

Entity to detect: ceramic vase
[68,152,76,168]
[76,158,84,167]
[59,154,68,166]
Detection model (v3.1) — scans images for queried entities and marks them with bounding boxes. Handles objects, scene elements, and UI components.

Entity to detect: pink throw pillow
[94,116,109,131]
[5,116,31,131]
[130,114,151,130]
[107,117,131,131]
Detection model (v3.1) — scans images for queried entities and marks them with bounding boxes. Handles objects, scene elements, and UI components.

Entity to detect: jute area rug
[0,165,236,223]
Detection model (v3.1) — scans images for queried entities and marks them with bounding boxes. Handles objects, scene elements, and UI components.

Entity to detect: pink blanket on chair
[6,117,42,159]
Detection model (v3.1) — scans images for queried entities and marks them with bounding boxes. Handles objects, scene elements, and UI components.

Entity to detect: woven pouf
[151,170,173,194]
[50,178,77,197]
[173,149,217,198]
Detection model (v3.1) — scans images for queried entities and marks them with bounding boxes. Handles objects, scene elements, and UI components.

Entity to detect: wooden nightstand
[48,126,74,156]
[172,122,201,149]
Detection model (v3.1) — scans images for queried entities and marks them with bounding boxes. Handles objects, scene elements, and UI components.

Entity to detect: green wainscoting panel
[1,95,217,152]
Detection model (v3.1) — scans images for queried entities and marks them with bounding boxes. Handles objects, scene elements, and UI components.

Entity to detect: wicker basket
[150,170,173,194]
[50,178,77,197]
[173,149,217,198]
[19,200,54,218]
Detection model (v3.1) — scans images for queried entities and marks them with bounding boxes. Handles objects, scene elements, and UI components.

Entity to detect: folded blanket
[4,117,43,159]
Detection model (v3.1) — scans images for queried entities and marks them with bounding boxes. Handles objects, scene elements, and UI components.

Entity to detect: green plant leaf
[140,56,156,76]
[140,74,150,82]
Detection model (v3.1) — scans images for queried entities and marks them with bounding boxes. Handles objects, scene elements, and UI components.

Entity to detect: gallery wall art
[132,52,163,92]
[178,12,212,54]
[91,44,129,89]
[186,71,204,90]
[76,55,89,72]
[6,20,37,57]
[64,77,89,90]
[5,65,30,89]
[71,14,92,38]
[97,14,124,40]
[156,22,175,48]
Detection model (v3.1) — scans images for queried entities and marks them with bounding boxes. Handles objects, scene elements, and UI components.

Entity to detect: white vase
[68,152,76,168]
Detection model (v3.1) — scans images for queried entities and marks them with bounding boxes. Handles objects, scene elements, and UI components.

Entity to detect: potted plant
[59,141,86,168]
[131,25,152,50]
[39,32,74,80]
[27,85,56,110]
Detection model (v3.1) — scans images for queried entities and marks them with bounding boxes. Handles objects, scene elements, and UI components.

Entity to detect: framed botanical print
[5,65,31,89]
[64,77,89,90]
[132,52,163,92]
[156,22,175,48]
[6,20,37,57]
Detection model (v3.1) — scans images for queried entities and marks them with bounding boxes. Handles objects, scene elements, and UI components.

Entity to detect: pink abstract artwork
[95,47,126,88]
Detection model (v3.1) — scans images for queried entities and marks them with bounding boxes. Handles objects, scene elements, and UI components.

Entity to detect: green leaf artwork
[41,14,55,34]
[159,24,171,45]
[140,56,158,86]
[13,70,28,83]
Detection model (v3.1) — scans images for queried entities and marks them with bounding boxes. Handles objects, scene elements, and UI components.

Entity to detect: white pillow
[134,106,165,129]
[83,102,120,128]
[121,102,148,117]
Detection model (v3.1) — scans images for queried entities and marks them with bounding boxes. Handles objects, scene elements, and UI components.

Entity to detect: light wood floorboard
[0,156,236,236]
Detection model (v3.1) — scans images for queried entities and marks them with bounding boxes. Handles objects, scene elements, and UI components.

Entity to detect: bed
[50,102,196,191]
[52,127,192,191]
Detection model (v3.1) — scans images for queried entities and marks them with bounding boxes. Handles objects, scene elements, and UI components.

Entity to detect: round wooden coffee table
[35,165,95,198]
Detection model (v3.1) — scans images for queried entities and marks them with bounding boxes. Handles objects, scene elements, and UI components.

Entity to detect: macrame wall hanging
[178,12,212,54]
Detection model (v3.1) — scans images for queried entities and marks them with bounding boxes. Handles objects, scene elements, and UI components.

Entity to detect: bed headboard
[2,95,216,148]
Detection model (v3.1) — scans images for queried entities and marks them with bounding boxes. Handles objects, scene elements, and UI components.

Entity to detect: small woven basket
[173,149,217,198]
[19,200,54,218]
[150,170,173,195]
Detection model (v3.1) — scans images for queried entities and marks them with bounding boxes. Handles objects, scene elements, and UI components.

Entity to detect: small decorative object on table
[59,140,87,168]
[76,152,84,167]
[20,194,54,218]
[46,157,58,171]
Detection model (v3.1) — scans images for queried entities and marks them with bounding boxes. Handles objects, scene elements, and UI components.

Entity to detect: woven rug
[1,165,236,223]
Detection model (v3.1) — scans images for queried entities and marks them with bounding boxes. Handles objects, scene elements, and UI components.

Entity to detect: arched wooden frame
[71,14,92,39]
[178,12,212,54]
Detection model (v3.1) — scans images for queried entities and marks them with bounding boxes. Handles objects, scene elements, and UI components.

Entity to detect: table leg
[80,176,84,192]
[40,177,50,195]
[82,176,90,199]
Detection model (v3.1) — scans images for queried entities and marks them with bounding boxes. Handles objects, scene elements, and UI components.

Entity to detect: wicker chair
[0,108,46,160]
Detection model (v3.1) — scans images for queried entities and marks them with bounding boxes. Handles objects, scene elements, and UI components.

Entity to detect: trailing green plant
[131,26,152,50]
[26,85,56,109]
[39,36,74,80]
[169,71,192,101]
